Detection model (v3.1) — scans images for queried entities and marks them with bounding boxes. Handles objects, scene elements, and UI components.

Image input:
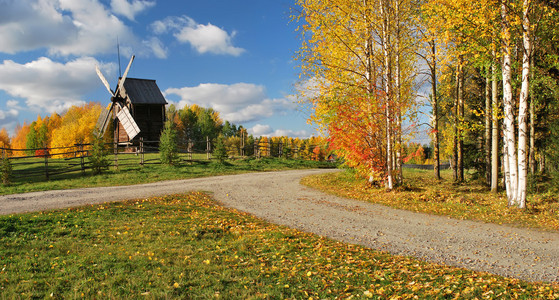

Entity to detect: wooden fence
[0,138,326,181]
[402,163,451,170]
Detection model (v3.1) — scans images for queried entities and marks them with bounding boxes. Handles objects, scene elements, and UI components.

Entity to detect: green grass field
[2,154,334,195]
[3,159,559,298]
[1,193,557,299]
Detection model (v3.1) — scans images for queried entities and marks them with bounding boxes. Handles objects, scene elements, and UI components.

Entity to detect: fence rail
[402,163,451,170]
[0,137,327,182]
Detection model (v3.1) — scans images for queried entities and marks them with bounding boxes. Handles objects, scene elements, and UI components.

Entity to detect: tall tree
[295,0,416,187]
[0,128,10,149]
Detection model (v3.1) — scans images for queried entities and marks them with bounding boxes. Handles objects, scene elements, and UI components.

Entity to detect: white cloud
[142,37,168,59]
[0,107,19,133]
[249,124,272,136]
[151,16,245,56]
[6,100,20,109]
[110,0,155,21]
[0,56,114,114]
[165,83,296,123]
[54,0,136,56]
[0,0,161,58]
[247,124,311,138]
[0,0,77,54]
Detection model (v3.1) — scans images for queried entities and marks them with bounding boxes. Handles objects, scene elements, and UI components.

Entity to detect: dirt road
[1,169,558,282]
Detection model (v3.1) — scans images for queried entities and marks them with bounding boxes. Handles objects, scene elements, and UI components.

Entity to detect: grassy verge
[301,168,559,232]
[1,156,334,195]
[1,193,557,298]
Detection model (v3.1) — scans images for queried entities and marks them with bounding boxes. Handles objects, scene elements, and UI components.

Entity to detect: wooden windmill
[95,55,167,144]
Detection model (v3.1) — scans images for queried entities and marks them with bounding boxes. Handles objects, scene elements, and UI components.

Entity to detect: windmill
[95,55,141,141]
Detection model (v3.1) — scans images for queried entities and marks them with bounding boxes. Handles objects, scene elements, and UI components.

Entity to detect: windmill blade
[95,65,115,96]
[95,102,115,137]
[117,55,135,97]
[116,106,140,140]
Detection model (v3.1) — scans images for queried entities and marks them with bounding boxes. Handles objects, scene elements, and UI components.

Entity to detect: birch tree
[295,0,417,188]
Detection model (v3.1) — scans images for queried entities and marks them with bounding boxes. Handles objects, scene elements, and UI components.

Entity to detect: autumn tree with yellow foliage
[50,103,102,157]
[422,0,559,208]
[295,0,417,187]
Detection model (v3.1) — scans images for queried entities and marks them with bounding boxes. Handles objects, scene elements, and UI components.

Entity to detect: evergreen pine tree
[213,135,228,163]
[1,156,12,185]
[89,137,109,175]
[160,119,180,165]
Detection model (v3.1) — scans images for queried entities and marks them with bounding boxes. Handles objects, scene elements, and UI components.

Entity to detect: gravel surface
[1,169,558,283]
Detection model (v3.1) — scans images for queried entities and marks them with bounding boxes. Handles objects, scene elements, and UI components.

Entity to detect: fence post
[80,144,85,175]
[240,131,245,158]
[188,139,192,161]
[44,147,49,181]
[140,137,144,166]
[206,136,211,160]
[114,142,118,170]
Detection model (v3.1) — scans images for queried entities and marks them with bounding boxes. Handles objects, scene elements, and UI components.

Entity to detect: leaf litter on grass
[0,192,558,298]
[302,170,559,232]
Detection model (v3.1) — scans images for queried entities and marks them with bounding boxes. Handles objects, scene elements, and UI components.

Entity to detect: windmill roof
[122,78,167,105]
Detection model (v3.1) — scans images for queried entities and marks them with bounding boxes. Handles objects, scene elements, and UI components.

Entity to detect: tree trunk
[503,127,511,195]
[364,0,377,185]
[529,54,536,175]
[381,0,393,190]
[457,58,464,182]
[485,66,492,186]
[395,0,403,185]
[491,60,500,193]
[501,0,518,205]
[431,40,440,180]
[517,0,531,209]
[453,66,459,182]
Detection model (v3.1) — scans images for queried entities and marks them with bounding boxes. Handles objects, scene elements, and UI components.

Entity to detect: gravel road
[1,169,558,283]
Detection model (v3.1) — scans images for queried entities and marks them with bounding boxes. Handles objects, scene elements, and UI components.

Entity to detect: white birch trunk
[502,0,518,206]
[517,0,531,209]
[503,128,512,197]
[381,0,393,190]
[364,0,377,185]
[395,0,402,185]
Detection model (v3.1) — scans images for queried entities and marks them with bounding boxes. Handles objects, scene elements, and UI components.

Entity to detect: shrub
[89,137,110,175]
[1,156,12,185]
[213,135,228,163]
[160,120,180,165]
[35,148,49,158]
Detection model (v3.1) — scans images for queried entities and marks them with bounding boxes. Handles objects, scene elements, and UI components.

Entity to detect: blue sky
[0,0,317,138]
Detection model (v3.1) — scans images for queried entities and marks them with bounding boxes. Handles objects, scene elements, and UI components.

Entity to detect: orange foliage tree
[295,0,417,187]
[0,128,10,150]
[50,103,102,157]
[10,123,31,157]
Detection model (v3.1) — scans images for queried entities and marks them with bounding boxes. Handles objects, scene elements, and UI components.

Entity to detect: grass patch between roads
[1,156,333,195]
[1,193,558,298]
[301,169,559,232]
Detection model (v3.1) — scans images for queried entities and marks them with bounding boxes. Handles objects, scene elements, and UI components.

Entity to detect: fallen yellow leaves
[302,171,559,232]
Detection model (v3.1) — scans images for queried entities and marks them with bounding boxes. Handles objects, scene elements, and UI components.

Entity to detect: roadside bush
[213,135,228,163]
[160,120,180,165]
[1,156,12,185]
[89,137,110,175]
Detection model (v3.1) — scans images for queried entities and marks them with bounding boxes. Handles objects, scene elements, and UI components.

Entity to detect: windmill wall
[114,78,167,145]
